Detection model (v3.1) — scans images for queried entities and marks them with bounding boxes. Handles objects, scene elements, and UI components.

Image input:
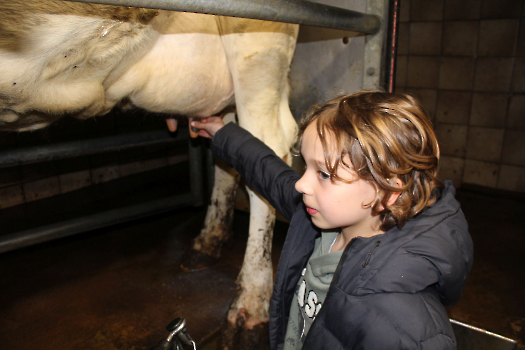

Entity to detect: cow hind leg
[214,18,298,349]
[220,188,275,350]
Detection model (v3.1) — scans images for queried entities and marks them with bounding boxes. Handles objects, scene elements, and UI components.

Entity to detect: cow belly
[107,33,235,117]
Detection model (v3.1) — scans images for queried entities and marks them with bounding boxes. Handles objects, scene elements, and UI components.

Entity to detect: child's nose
[295,174,310,195]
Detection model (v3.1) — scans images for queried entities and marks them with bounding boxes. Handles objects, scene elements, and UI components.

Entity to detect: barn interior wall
[395,0,525,193]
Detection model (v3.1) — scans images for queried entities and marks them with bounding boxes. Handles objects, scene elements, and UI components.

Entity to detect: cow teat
[188,117,199,138]
[166,118,178,133]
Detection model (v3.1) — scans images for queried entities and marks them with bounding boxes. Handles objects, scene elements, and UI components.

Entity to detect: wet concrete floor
[0,188,524,349]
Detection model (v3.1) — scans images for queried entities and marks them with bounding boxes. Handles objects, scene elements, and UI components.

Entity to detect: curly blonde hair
[298,91,443,231]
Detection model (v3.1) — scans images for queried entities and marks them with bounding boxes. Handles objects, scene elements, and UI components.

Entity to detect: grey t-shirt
[283,231,344,350]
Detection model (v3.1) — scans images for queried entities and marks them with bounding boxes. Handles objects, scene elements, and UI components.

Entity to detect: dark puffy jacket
[212,123,474,350]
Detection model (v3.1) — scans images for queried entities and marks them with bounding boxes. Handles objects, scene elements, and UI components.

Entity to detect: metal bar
[0,129,189,168]
[450,319,518,349]
[362,0,386,90]
[205,144,215,198]
[0,193,194,254]
[188,138,204,207]
[58,0,382,34]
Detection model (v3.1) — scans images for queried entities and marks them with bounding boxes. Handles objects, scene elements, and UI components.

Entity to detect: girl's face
[295,122,382,239]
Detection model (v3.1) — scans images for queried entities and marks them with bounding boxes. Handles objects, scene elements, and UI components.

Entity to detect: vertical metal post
[188,138,204,207]
[205,145,215,199]
[384,0,400,92]
[363,0,389,91]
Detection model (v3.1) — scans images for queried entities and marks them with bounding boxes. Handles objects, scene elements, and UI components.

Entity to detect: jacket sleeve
[211,122,302,221]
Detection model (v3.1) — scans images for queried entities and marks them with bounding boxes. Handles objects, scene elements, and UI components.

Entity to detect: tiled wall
[396,0,525,193]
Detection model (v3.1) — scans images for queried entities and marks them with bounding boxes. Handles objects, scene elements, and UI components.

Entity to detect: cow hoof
[180,249,218,271]
[219,316,269,350]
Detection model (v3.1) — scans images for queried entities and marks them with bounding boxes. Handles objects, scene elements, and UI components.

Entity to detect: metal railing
[0,128,205,253]
[59,0,382,34]
[0,130,182,168]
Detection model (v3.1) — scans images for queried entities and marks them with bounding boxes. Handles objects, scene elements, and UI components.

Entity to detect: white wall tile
[439,58,475,90]
[436,123,468,157]
[497,165,525,192]
[407,57,440,88]
[0,185,25,209]
[23,177,61,202]
[474,57,514,92]
[409,22,442,55]
[438,156,465,188]
[119,158,168,177]
[91,166,120,184]
[478,19,519,56]
[502,130,525,166]
[466,126,505,162]
[470,93,508,128]
[436,91,471,124]
[507,95,525,130]
[442,21,478,56]
[59,170,92,194]
[463,159,499,187]
[444,0,481,20]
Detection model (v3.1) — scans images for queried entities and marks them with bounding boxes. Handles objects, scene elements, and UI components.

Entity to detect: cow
[0,1,298,348]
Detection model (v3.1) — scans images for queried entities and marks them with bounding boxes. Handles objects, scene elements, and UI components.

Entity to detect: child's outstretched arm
[192,117,302,221]
[191,117,224,138]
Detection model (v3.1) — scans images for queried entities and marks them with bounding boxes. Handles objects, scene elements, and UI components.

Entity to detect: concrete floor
[448,188,525,349]
[0,187,524,349]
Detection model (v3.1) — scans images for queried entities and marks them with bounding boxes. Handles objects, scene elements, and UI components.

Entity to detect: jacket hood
[337,181,474,307]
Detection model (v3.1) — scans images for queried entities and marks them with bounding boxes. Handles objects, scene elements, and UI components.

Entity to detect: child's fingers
[191,121,210,133]
[199,116,220,123]
[191,116,224,138]
[190,120,202,129]
[192,117,214,127]
[198,129,212,139]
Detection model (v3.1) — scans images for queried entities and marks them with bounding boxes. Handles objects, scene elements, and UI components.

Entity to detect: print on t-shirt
[297,279,322,318]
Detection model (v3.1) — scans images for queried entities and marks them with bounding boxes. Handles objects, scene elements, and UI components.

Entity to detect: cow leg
[220,188,275,349]
[216,17,298,349]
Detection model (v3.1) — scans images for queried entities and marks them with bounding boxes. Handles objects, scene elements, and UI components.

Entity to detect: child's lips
[306,206,318,216]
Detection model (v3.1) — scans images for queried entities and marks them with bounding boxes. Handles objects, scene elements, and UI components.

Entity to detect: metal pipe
[450,319,518,346]
[0,193,195,254]
[59,0,382,34]
[0,129,188,168]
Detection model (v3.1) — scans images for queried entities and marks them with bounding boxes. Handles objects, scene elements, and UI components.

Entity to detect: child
[191,91,473,350]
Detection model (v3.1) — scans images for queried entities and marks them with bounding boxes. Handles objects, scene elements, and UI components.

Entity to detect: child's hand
[191,116,225,139]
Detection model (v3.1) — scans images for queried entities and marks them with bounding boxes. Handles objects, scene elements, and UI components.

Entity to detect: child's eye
[318,170,330,180]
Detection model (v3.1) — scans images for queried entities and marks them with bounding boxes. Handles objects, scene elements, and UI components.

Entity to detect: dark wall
[395,0,525,193]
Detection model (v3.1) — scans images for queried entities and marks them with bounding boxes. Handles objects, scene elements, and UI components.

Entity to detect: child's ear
[386,178,403,206]
[383,178,403,208]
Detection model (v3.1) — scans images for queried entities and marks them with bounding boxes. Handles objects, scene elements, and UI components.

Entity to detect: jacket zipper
[362,241,381,267]
[303,237,380,347]
[326,237,357,296]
